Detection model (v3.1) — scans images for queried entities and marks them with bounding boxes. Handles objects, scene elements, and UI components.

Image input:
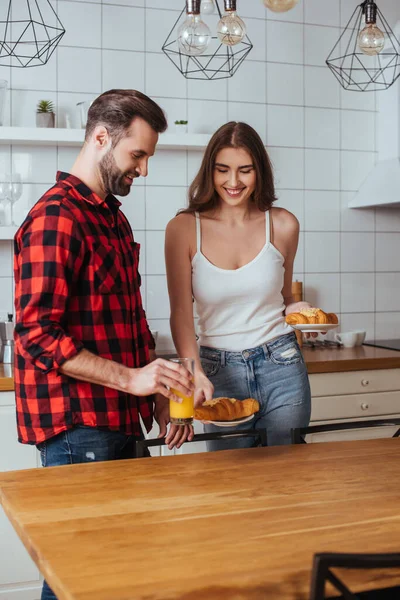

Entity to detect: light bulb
[217,11,246,46]
[201,0,216,15]
[358,23,385,55]
[263,0,298,13]
[178,14,212,56]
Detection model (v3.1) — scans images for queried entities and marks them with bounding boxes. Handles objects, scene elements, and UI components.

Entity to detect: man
[14,90,194,600]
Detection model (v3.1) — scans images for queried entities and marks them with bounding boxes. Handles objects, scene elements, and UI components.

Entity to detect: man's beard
[99,148,136,197]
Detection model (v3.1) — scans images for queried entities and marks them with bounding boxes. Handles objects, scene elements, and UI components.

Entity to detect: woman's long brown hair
[181,121,277,214]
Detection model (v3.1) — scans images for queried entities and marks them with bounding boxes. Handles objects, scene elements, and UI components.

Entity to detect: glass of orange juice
[169,358,194,426]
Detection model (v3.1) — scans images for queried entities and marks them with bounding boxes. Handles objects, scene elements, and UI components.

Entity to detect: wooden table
[1,438,400,600]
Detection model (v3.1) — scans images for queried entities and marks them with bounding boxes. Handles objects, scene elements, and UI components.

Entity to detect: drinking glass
[169,358,195,426]
[11,173,23,226]
[0,176,12,226]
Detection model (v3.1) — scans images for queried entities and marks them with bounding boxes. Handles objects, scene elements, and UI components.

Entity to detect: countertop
[1,346,400,392]
[1,438,400,599]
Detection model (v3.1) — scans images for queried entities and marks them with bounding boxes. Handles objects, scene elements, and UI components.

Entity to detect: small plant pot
[175,123,188,134]
[36,112,55,128]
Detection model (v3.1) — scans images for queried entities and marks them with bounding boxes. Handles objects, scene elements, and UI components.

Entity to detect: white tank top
[192,210,292,351]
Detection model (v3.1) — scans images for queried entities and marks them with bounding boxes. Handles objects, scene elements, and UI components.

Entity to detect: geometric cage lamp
[0,0,65,67]
[326,0,400,92]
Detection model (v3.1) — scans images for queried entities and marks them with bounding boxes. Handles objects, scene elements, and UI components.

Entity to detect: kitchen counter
[0,364,13,391]
[303,345,400,374]
[1,346,400,393]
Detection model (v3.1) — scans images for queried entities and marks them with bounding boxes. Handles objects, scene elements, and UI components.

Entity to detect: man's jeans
[38,426,148,600]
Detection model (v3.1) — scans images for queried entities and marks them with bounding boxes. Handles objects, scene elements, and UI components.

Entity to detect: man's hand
[154,394,194,450]
[128,358,194,401]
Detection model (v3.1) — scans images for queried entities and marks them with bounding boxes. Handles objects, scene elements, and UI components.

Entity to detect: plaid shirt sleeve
[14,202,84,373]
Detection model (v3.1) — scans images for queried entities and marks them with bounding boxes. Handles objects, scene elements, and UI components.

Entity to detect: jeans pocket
[269,338,302,366]
[200,357,221,378]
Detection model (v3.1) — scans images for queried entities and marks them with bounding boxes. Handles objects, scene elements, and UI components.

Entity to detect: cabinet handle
[361,403,369,411]
[361,379,369,387]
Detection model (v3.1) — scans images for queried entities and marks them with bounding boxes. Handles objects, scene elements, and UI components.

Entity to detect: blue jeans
[37,426,148,600]
[200,332,311,451]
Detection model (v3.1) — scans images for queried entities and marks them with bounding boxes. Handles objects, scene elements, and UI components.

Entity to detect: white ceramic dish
[290,323,339,333]
[200,414,255,428]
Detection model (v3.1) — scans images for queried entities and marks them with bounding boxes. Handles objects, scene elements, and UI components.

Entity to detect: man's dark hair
[85,89,167,145]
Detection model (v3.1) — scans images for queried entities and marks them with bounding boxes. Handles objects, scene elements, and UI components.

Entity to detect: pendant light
[263,0,299,13]
[177,0,212,56]
[217,0,246,47]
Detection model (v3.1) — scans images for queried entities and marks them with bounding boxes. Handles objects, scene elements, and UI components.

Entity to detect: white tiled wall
[0,0,400,350]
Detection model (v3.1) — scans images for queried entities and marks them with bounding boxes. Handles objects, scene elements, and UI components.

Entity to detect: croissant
[285,308,338,325]
[194,397,260,422]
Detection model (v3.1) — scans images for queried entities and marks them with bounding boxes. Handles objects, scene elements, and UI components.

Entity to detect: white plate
[290,323,339,333]
[201,414,255,428]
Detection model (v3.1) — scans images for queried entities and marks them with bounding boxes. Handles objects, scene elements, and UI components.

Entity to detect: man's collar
[56,171,121,208]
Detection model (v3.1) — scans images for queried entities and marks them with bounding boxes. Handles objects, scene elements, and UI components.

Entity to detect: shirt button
[243,351,250,359]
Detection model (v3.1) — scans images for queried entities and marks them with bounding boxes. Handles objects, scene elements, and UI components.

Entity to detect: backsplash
[0,0,400,351]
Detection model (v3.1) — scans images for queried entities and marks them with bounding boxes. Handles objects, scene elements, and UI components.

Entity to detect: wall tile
[339,312,375,341]
[268,147,304,189]
[267,105,304,148]
[375,312,400,339]
[146,186,187,230]
[376,208,400,232]
[304,66,340,109]
[102,6,145,52]
[305,149,340,190]
[341,273,375,313]
[340,192,375,232]
[341,151,376,191]
[305,0,340,26]
[228,61,266,104]
[145,8,180,53]
[376,273,400,312]
[146,231,166,274]
[58,1,101,48]
[267,21,303,64]
[188,100,227,134]
[305,25,339,67]
[0,242,12,277]
[340,232,375,272]
[145,53,187,99]
[304,191,340,231]
[341,110,375,152]
[376,233,400,272]
[11,90,57,127]
[102,51,145,92]
[12,146,57,184]
[305,232,340,272]
[267,62,304,106]
[305,108,340,150]
[145,150,187,187]
[0,277,13,315]
[146,275,170,319]
[58,47,101,94]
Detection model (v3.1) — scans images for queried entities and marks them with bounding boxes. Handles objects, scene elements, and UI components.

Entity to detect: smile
[224,187,245,197]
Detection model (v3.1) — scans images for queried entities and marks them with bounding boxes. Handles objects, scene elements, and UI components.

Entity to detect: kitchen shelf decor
[326,0,400,92]
[162,0,252,80]
[0,0,65,68]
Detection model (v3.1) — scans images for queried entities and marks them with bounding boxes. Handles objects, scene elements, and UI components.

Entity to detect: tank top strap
[195,212,201,253]
[265,210,271,245]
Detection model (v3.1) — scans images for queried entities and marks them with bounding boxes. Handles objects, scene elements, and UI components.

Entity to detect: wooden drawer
[310,369,400,398]
[311,390,400,421]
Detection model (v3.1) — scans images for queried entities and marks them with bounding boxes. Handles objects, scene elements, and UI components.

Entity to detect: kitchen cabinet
[0,391,42,600]
[308,368,400,442]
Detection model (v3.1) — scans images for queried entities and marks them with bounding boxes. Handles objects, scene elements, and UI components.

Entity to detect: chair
[135,428,268,458]
[291,418,400,445]
[310,552,400,599]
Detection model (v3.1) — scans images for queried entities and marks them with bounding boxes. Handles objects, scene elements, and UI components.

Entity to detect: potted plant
[174,119,188,133]
[36,100,55,128]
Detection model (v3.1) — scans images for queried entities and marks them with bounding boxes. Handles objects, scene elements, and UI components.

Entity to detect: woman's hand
[194,370,214,408]
[154,394,194,450]
[285,302,323,339]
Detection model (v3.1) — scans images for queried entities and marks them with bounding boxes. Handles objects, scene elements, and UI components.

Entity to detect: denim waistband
[200,332,297,365]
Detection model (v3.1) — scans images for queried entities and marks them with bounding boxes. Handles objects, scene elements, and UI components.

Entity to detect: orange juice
[169,389,194,425]
[169,357,194,425]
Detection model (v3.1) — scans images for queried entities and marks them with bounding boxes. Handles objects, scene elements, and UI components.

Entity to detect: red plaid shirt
[14,172,155,445]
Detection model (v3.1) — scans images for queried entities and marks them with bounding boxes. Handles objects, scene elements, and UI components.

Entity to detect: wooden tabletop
[1,438,400,600]
[303,345,400,374]
[0,363,13,391]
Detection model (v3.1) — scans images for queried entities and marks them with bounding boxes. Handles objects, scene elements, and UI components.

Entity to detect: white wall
[0,0,400,351]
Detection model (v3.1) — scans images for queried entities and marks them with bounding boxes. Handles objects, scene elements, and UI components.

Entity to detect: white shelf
[0,226,17,240]
[0,127,211,150]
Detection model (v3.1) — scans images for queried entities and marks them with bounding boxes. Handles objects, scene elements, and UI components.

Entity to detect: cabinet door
[0,406,41,590]
[306,424,399,444]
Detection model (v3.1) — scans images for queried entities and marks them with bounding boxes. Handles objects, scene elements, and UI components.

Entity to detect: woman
[165,122,312,450]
